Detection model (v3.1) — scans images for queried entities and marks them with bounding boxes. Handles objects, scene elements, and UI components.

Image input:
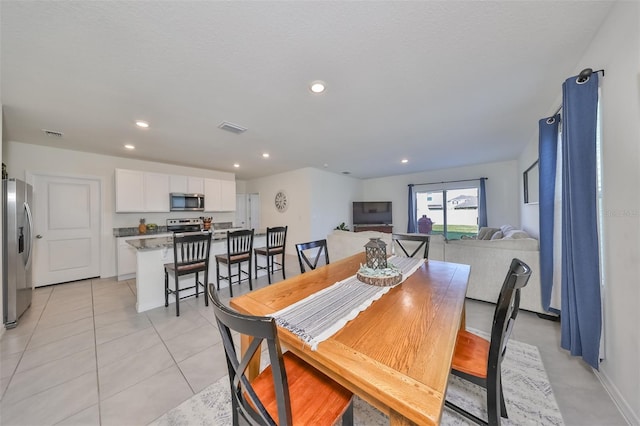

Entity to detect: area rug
[150,329,563,425]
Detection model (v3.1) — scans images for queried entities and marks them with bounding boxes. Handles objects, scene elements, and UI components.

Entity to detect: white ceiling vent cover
[218,121,247,134]
[42,129,64,137]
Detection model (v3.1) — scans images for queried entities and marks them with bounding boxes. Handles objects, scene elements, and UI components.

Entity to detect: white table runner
[271,256,424,350]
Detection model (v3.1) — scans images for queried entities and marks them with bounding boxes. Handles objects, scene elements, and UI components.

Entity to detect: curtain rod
[550,68,605,117]
[409,177,487,187]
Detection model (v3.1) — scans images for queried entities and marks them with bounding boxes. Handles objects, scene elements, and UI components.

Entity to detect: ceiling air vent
[42,129,64,138]
[218,121,247,134]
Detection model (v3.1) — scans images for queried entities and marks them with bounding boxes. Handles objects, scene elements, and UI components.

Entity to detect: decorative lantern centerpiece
[357,238,402,287]
[364,238,388,269]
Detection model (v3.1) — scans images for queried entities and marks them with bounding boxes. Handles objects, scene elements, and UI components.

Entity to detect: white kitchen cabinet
[115,169,171,212]
[204,178,221,212]
[220,180,237,211]
[144,172,170,212]
[169,175,204,194]
[188,177,204,194]
[169,175,188,193]
[115,169,144,212]
[204,178,236,212]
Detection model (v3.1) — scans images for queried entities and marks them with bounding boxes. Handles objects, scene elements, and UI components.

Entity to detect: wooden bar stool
[215,229,254,297]
[254,226,287,284]
[164,230,212,316]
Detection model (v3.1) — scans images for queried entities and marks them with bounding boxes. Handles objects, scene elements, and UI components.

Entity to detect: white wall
[3,141,237,278]
[308,168,362,239]
[518,2,640,422]
[245,168,313,256]
[245,167,363,255]
[362,160,520,233]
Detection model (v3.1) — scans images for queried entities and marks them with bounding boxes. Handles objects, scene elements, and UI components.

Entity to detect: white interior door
[235,194,247,227]
[32,174,101,287]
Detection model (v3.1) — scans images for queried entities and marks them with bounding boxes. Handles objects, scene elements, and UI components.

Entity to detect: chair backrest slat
[295,239,329,273]
[172,231,212,267]
[226,229,254,257]
[267,226,287,250]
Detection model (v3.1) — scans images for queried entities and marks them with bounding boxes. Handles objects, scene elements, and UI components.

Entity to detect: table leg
[241,334,261,380]
[459,302,466,330]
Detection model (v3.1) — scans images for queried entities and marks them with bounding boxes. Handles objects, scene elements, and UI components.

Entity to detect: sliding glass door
[416,187,479,239]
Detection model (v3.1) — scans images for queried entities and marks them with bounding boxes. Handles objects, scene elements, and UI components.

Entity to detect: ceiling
[1,1,614,180]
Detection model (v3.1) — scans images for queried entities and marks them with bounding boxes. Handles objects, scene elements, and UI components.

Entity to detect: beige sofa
[326,229,544,314]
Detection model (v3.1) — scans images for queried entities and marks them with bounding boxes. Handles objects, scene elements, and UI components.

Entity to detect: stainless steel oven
[169,193,204,211]
[166,218,203,232]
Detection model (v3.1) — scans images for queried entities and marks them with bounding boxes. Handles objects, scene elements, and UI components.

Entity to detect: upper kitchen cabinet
[204,178,236,211]
[169,175,204,194]
[220,179,236,211]
[115,169,144,212]
[144,172,170,212]
[115,169,170,212]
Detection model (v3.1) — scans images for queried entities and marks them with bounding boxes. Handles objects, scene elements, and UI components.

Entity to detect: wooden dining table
[230,252,470,425]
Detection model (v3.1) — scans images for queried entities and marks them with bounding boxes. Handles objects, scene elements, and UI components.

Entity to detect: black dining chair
[444,258,532,426]
[164,230,212,316]
[215,229,254,298]
[391,233,430,259]
[207,284,354,426]
[295,239,329,273]
[254,226,287,284]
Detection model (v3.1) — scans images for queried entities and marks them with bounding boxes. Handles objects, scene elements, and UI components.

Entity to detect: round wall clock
[274,190,288,212]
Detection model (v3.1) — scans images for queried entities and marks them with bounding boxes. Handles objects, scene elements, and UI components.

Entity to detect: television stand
[354,224,393,233]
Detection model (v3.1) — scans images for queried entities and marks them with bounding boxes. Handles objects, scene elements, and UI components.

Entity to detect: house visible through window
[415,186,479,239]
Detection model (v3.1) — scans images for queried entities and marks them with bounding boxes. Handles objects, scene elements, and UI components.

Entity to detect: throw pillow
[490,231,504,240]
[500,224,516,234]
[477,227,499,240]
[503,229,530,239]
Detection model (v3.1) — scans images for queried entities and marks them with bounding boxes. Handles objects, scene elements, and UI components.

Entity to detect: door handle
[36,235,43,239]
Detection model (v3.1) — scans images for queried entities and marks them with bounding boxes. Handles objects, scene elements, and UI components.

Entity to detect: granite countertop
[126,229,267,251]
[113,226,169,237]
[113,222,246,238]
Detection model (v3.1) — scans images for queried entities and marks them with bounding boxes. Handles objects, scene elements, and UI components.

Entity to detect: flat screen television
[352,201,392,225]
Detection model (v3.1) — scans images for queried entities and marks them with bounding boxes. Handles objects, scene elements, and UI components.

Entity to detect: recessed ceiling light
[310,81,326,93]
[401,159,409,163]
[233,163,240,168]
[262,153,270,158]
[124,144,135,150]
[135,121,149,128]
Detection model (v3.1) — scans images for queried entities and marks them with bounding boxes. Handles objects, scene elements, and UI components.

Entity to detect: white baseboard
[593,367,639,425]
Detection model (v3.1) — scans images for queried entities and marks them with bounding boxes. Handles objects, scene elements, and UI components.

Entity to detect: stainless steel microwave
[169,193,205,211]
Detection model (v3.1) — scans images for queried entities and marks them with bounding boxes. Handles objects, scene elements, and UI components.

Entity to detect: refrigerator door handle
[24,201,34,271]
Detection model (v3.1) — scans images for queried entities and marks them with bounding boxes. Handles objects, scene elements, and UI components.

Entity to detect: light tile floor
[0,255,627,425]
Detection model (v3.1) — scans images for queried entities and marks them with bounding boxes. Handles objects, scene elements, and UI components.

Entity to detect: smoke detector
[42,129,63,138]
[218,121,247,134]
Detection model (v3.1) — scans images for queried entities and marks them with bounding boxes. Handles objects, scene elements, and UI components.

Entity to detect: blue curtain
[407,184,416,233]
[538,114,560,313]
[478,178,488,227]
[560,73,601,369]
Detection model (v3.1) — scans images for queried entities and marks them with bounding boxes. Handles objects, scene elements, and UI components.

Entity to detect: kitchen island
[127,232,266,313]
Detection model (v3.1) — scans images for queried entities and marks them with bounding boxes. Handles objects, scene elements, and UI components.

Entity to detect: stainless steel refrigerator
[3,178,34,329]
